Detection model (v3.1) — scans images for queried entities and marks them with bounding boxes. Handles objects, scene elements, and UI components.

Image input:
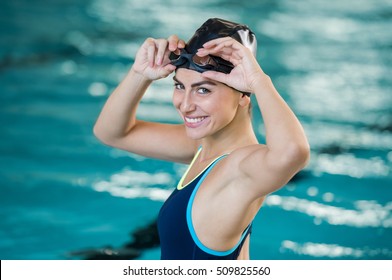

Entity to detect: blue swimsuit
[157,148,252,260]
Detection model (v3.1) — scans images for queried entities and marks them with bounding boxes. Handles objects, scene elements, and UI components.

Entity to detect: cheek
[214,93,236,110]
[216,99,239,122]
[172,93,181,109]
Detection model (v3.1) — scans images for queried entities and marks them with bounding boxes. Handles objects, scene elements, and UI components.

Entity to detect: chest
[181,161,213,188]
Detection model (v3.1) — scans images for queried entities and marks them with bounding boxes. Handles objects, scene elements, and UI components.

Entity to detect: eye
[174,83,184,90]
[197,87,211,95]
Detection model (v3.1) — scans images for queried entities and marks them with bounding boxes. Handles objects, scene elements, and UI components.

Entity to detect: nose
[179,92,196,113]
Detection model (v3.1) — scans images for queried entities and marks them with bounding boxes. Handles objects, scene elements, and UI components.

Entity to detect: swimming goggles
[170,48,251,96]
[169,48,234,74]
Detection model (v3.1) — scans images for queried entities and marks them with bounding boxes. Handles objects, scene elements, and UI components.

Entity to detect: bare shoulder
[204,144,268,195]
[228,144,268,165]
[219,144,269,179]
[218,143,304,200]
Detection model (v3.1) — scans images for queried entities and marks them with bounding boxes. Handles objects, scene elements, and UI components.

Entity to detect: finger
[203,38,244,58]
[201,70,228,84]
[199,41,243,57]
[220,54,241,65]
[178,39,186,49]
[197,46,232,55]
[213,49,242,61]
[203,36,238,48]
[162,47,175,65]
[156,64,176,79]
[163,63,176,73]
[167,34,179,51]
[167,35,186,52]
[155,39,168,66]
[197,47,241,65]
[146,38,156,67]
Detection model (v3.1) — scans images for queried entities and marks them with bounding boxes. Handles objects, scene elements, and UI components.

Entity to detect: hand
[196,37,265,93]
[132,35,185,81]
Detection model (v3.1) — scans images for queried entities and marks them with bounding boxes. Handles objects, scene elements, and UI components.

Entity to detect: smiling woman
[171,73,247,138]
[93,18,310,260]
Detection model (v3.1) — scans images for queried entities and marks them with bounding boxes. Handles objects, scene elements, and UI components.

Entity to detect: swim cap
[170,18,257,74]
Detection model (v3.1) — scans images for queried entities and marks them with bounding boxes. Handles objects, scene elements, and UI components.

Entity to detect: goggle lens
[169,49,251,96]
[170,49,227,73]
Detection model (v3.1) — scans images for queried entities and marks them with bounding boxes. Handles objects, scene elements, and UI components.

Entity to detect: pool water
[0,0,391,260]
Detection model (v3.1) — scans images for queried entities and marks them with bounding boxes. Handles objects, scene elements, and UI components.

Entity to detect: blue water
[0,0,391,260]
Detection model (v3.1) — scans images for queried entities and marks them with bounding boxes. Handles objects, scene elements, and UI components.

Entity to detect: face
[172,68,241,140]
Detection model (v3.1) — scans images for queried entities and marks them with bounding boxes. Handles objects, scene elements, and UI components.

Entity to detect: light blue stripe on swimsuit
[186,154,251,256]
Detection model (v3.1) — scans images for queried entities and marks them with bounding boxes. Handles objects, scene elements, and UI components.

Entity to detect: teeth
[185,116,206,123]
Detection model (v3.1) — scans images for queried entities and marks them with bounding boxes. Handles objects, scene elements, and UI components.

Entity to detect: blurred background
[0,0,391,260]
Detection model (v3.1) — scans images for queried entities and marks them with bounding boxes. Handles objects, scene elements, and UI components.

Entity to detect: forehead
[174,68,203,81]
[174,68,225,88]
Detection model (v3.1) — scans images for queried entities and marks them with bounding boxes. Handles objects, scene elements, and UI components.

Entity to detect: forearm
[93,68,152,143]
[253,74,309,165]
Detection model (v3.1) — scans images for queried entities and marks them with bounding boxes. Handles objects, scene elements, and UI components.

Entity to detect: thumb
[201,71,228,84]
[158,64,176,78]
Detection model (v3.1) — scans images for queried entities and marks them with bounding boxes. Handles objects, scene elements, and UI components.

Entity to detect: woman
[94,18,310,260]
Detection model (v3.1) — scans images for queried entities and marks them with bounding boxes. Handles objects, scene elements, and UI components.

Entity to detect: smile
[185,116,206,123]
[183,116,208,128]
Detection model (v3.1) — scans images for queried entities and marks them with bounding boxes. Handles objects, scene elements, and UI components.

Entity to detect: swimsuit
[157,148,252,260]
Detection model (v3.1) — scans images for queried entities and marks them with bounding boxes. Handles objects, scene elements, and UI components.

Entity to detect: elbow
[283,142,311,171]
[93,122,132,148]
[93,123,114,146]
[294,143,311,168]
[93,124,105,143]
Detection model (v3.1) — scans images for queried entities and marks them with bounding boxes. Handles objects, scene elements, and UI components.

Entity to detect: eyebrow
[173,76,217,88]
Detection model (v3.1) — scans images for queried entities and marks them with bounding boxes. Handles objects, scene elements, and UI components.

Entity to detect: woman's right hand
[132,35,185,81]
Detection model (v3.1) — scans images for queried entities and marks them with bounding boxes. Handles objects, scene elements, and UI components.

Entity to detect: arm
[237,74,310,197]
[93,37,197,163]
[199,37,310,198]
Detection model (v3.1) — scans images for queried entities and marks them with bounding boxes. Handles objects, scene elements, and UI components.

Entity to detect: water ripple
[311,153,390,178]
[266,195,392,228]
[92,169,173,201]
[281,240,392,259]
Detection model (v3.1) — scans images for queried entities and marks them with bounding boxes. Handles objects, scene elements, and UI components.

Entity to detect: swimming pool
[0,0,391,259]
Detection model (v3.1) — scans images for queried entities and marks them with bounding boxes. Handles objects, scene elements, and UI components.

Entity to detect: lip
[183,116,209,128]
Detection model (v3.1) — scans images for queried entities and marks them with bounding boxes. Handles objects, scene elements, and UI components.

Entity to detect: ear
[238,93,251,108]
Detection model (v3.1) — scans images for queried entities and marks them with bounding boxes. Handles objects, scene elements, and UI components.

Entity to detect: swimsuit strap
[177,147,202,190]
[177,147,227,190]
[186,154,252,256]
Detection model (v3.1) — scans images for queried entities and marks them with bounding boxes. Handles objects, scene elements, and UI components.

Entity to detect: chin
[186,133,205,140]
[185,129,207,140]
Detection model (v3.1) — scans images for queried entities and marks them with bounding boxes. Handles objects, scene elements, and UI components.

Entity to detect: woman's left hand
[196,37,265,93]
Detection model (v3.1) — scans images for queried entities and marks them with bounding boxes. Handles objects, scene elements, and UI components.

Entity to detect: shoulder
[227,144,268,166]
[205,144,268,194]
[209,143,285,202]
[220,142,307,200]
[221,144,269,182]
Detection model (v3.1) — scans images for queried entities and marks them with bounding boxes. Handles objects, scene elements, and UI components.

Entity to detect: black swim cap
[172,18,257,74]
[186,18,257,56]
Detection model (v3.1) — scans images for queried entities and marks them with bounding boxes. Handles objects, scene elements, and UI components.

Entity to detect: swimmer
[93,18,310,260]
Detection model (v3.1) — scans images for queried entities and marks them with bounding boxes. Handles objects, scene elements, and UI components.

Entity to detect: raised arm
[93,36,197,163]
[238,74,310,197]
[199,37,310,198]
